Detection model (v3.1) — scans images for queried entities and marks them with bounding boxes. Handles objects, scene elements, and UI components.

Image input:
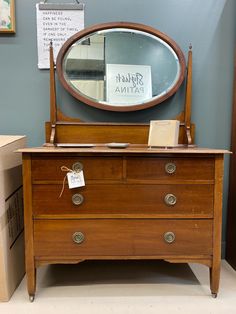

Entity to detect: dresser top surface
[18,144,229,155]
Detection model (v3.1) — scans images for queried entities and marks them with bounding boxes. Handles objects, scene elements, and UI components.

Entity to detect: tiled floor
[0,259,236,314]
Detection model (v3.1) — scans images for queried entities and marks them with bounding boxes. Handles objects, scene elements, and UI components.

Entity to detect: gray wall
[0,0,235,253]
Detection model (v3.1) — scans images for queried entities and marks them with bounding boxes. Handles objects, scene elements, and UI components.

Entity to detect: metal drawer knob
[165,162,176,174]
[164,231,176,244]
[72,162,83,172]
[72,231,85,244]
[72,193,84,206]
[164,193,177,206]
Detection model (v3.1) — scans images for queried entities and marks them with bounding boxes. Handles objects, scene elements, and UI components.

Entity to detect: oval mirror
[56,22,186,112]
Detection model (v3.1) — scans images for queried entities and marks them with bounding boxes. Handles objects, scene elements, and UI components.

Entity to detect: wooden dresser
[20,144,227,300]
[20,22,229,301]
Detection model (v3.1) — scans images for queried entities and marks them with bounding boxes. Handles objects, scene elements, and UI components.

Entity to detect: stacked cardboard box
[0,135,26,301]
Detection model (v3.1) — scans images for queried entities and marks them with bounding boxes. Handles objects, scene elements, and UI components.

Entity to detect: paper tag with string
[67,171,85,189]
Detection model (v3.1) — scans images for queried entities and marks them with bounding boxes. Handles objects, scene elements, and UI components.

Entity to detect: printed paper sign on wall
[36,3,84,69]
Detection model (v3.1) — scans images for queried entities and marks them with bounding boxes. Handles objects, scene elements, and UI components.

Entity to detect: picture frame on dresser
[18,21,229,302]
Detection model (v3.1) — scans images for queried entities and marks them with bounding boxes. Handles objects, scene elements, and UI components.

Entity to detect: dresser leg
[27,267,36,302]
[209,265,220,297]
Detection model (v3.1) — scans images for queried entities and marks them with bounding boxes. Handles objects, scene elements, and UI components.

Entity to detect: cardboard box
[148,120,180,147]
[0,135,26,301]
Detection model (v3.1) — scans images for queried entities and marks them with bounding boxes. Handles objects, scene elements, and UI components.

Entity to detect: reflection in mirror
[57,23,186,111]
[64,34,105,101]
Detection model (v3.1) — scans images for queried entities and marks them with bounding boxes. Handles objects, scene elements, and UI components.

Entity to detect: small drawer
[32,184,214,217]
[34,219,213,257]
[31,156,123,181]
[126,157,214,181]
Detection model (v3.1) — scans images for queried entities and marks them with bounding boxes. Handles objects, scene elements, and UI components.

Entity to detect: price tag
[67,171,85,189]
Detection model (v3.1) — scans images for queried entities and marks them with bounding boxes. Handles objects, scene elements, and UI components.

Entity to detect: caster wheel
[29,295,35,302]
[211,293,217,298]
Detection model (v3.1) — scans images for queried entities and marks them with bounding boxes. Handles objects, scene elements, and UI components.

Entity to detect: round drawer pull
[164,231,176,244]
[72,231,85,244]
[72,193,84,206]
[164,193,177,206]
[72,162,83,172]
[165,162,176,174]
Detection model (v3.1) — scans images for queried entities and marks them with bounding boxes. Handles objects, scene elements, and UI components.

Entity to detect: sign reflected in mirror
[57,22,186,111]
[106,64,152,104]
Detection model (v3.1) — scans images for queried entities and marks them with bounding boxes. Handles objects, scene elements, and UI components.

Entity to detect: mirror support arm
[184,45,193,145]
[45,41,57,146]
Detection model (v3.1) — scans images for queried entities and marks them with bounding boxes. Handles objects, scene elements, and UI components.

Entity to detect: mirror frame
[56,22,186,112]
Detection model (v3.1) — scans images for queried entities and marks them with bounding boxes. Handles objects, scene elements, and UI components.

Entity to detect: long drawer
[32,184,214,216]
[34,219,213,257]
